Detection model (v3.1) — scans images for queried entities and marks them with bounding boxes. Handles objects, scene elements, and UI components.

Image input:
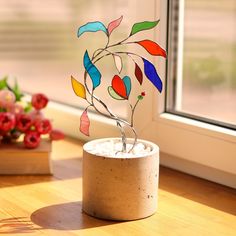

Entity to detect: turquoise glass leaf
[83,50,101,89]
[123,76,131,97]
[107,86,125,100]
[78,21,108,37]
[142,58,162,93]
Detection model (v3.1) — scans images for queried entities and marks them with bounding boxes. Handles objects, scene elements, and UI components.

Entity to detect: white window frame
[45,0,236,188]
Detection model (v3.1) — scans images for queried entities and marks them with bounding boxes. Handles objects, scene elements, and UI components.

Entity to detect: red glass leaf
[134,63,143,85]
[136,40,167,57]
[112,75,128,99]
[107,16,123,35]
[80,109,90,136]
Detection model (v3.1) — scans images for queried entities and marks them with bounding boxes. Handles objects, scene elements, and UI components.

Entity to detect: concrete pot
[82,138,159,221]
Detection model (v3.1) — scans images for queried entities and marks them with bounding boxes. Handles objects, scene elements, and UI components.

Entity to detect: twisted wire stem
[83,40,139,153]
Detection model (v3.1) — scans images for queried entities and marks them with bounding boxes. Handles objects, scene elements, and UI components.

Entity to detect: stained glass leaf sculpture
[71,76,86,99]
[83,50,101,90]
[142,58,162,93]
[134,63,143,85]
[136,40,167,57]
[130,20,160,36]
[113,54,123,73]
[80,109,90,136]
[78,21,107,37]
[111,75,131,99]
[108,86,125,100]
[107,16,123,35]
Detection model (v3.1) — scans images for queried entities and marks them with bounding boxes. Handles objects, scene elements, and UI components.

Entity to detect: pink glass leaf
[80,109,90,136]
[107,16,123,35]
[113,54,123,73]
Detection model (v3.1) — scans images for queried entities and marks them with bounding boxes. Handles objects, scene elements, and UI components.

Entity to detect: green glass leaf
[107,86,125,100]
[130,20,160,36]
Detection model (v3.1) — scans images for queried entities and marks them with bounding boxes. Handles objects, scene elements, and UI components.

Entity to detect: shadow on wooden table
[159,167,236,216]
[31,201,119,230]
[0,217,41,234]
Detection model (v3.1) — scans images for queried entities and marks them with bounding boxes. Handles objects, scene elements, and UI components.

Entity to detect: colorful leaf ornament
[142,58,163,93]
[83,50,101,90]
[71,76,86,99]
[107,16,123,35]
[107,86,125,100]
[136,40,167,57]
[130,20,160,36]
[113,54,123,73]
[80,109,90,136]
[108,75,131,100]
[134,63,143,85]
[78,21,108,37]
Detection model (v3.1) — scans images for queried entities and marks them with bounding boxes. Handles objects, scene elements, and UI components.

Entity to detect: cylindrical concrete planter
[82,138,159,221]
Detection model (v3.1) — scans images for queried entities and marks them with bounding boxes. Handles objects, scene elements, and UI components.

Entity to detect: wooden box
[0,140,52,175]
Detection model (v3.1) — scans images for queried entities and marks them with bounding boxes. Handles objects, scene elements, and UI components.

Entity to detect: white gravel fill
[85,140,152,158]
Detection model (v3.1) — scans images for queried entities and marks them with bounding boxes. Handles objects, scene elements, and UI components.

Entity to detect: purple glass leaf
[142,58,162,93]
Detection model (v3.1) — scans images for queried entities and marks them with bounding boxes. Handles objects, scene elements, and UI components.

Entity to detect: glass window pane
[0,0,136,118]
[167,0,236,127]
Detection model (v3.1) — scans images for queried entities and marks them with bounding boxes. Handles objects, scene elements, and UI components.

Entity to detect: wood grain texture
[0,140,52,174]
[0,137,235,236]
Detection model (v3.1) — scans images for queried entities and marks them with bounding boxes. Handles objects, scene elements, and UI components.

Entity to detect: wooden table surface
[0,138,235,236]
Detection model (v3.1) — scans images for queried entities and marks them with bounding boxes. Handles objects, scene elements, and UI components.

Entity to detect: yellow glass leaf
[71,76,86,99]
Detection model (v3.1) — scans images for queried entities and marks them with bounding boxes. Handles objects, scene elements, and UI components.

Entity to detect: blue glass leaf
[83,50,101,89]
[123,76,131,97]
[78,21,108,37]
[142,58,162,93]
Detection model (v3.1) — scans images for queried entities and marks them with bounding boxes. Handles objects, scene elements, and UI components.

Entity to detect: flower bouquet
[0,76,64,174]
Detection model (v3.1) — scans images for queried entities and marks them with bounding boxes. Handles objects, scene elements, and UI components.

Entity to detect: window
[1,0,235,187]
[134,0,236,188]
[166,0,236,129]
[0,0,131,118]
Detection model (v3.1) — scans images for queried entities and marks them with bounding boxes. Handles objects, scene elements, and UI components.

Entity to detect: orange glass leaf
[112,75,127,99]
[80,109,90,136]
[136,40,167,57]
[134,63,143,85]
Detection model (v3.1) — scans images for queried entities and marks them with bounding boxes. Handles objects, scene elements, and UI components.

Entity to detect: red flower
[35,119,52,134]
[31,93,48,110]
[29,110,44,122]
[141,92,146,97]
[24,131,41,149]
[50,129,65,141]
[16,114,32,132]
[0,112,16,132]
